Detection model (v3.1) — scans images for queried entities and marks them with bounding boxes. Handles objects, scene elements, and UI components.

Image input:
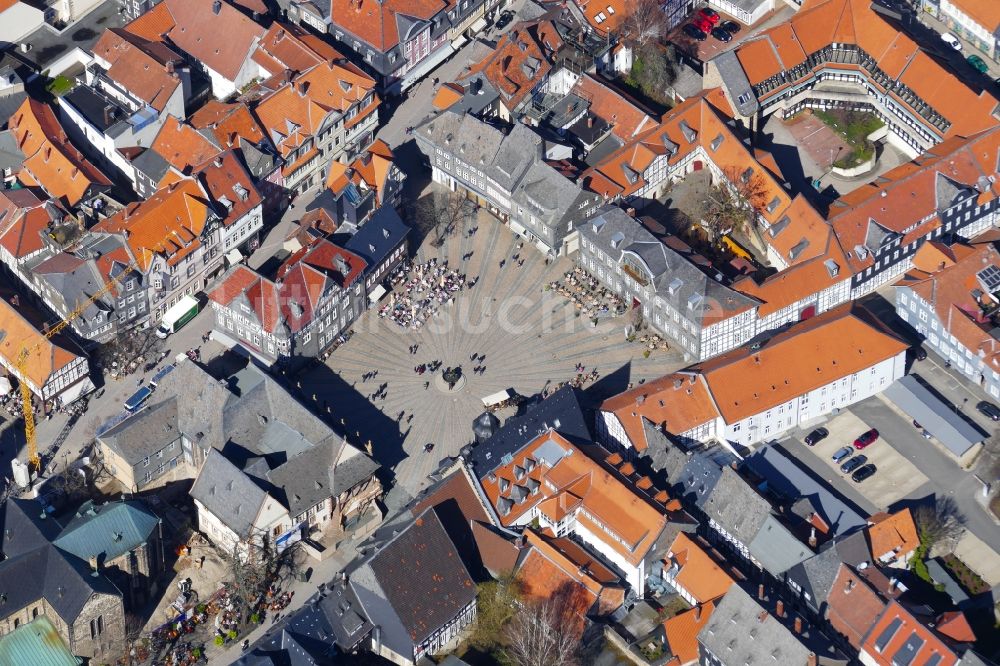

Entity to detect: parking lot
[788,411,928,511]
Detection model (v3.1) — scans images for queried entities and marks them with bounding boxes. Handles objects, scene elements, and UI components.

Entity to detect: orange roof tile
[577,0,628,34]
[572,74,655,141]
[92,28,184,112]
[123,1,174,40]
[252,21,344,77]
[599,373,720,451]
[825,564,888,649]
[662,601,717,665]
[516,548,593,635]
[935,611,976,643]
[666,533,735,604]
[188,101,268,150]
[328,0,447,52]
[691,304,907,423]
[861,602,958,666]
[0,190,61,261]
[9,98,112,207]
[151,115,221,174]
[432,83,465,111]
[480,431,668,566]
[465,20,563,111]
[0,297,82,391]
[519,530,624,616]
[195,150,263,228]
[734,0,1000,138]
[866,509,919,562]
[947,0,1000,31]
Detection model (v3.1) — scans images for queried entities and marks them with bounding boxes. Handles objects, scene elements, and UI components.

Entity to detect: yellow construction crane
[15,258,140,472]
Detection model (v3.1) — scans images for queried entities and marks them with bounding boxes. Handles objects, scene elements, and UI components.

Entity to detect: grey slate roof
[745,446,866,538]
[641,420,734,509]
[100,399,180,465]
[343,205,409,270]
[747,514,813,576]
[580,208,758,325]
[0,500,120,624]
[703,466,771,545]
[465,386,590,475]
[883,375,987,456]
[711,48,760,116]
[698,585,813,666]
[190,449,269,540]
[0,129,24,172]
[265,438,379,517]
[53,500,160,564]
[348,508,476,659]
[131,148,171,184]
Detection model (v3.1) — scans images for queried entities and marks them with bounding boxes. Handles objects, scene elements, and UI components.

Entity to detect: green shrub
[214,636,225,646]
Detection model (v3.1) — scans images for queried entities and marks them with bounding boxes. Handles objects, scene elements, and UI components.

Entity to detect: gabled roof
[53,499,160,564]
[125,0,265,81]
[479,430,668,566]
[599,375,720,450]
[0,189,62,261]
[732,0,1000,138]
[328,0,447,53]
[0,617,77,666]
[666,532,734,603]
[0,296,82,390]
[866,509,919,562]
[252,21,344,77]
[825,563,889,649]
[93,177,213,271]
[860,601,959,666]
[662,601,716,665]
[150,115,222,175]
[464,20,564,110]
[9,98,111,207]
[343,205,409,268]
[703,466,772,546]
[188,100,269,151]
[190,449,268,539]
[350,508,476,655]
[325,138,397,207]
[91,28,184,112]
[196,149,263,227]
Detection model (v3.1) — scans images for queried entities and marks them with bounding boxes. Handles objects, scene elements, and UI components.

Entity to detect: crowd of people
[380,258,466,329]
[549,267,627,320]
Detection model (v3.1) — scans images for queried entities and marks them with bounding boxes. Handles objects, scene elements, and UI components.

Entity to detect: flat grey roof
[883,375,987,457]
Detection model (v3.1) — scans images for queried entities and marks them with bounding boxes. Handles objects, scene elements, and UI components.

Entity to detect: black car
[683,24,708,41]
[852,464,877,483]
[495,10,514,29]
[711,27,732,42]
[977,400,1000,421]
[840,455,867,474]
[720,20,741,33]
[804,427,829,446]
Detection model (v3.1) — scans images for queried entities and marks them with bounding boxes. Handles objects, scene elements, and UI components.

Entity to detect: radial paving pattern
[307,209,683,495]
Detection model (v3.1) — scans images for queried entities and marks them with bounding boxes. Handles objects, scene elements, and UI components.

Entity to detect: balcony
[622,263,649,287]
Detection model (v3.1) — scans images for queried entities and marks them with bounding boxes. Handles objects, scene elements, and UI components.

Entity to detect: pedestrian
[518,259,525,267]
[499,259,505,269]
[424,381,430,389]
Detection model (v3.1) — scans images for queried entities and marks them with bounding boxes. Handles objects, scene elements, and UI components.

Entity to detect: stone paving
[303,200,683,499]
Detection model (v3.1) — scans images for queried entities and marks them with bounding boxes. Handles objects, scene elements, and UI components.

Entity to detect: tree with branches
[621,0,670,48]
[224,533,296,626]
[700,166,772,244]
[629,43,679,104]
[503,582,588,666]
[470,572,522,652]
[109,613,147,666]
[413,189,476,247]
[914,498,964,549]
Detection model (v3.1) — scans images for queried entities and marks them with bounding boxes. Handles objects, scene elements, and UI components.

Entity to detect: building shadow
[580,361,633,410]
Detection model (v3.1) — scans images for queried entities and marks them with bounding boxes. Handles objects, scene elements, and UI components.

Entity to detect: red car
[698,7,721,24]
[692,17,714,33]
[853,428,879,449]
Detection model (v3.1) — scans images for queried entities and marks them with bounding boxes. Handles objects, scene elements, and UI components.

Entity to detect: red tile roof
[328,0,448,53]
[825,564,888,649]
[465,20,564,110]
[9,98,112,207]
[253,21,344,77]
[734,0,1000,138]
[126,0,265,81]
[151,115,222,175]
[195,150,263,227]
[665,532,735,604]
[92,28,184,112]
[188,101,269,150]
[480,431,668,566]
[0,190,62,261]
[0,296,82,391]
[662,601,717,665]
[860,601,958,666]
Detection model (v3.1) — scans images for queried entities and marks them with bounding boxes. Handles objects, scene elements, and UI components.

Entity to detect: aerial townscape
[1,0,1000,664]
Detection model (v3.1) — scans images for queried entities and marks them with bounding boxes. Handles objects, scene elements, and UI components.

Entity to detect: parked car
[832,446,854,463]
[852,464,877,483]
[976,400,1000,421]
[853,428,879,449]
[941,33,962,50]
[683,24,708,41]
[698,7,720,24]
[720,20,741,33]
[967,54,989,73]
[495,10,514,29]
[693,17,714,33]
[804,427,829,446]
[711,27,732,42]
[840,455,868,474]
[911,346,927,361]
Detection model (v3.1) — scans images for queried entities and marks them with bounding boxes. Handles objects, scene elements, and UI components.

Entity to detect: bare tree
[109,612,147,666]
[504,583,588,666]
[914,498,964,548]
[700,166,772,243]
[224,534,288,626]
[470,572,522,651]
[413,190,476,247]
[621,0,669,48]
[630,43,678,104]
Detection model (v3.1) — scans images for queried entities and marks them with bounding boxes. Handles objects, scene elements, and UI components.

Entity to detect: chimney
[776,600,785,618]
[807,653,817,666]
[758,583,765,600]
[808,527,817,548]
[212,0,222,14]
[694,605,702,621]
[298,81,310,96]
[845,579,855,594]
[888,577,898,594]
[214,156,223,168]
[794,617,803,634]
[587,115,594,128]
[103,104,115,126]
[757,610,768,623]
